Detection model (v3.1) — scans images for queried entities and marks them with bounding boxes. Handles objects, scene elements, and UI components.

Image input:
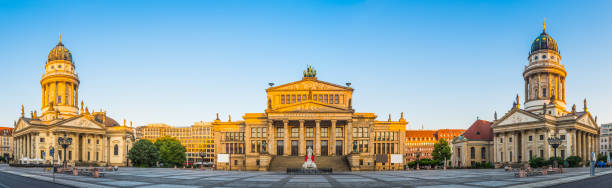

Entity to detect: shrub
[529,157,547,168]
[565,156,582,167]
[548,157,564,166]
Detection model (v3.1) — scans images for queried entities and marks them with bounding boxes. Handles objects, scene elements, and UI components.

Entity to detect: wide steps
[268,156,350,172]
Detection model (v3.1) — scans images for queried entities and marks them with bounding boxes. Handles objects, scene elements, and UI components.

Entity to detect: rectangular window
[560,135,566,140]
[336,127,343,138]
[540,150,544,157]
[69,151,72,160]
[314,95,317,101]
[262,128,267,138]
[292,128,299,138]
[540,135,544,140]
[291,95,296,103]
[353,127,358,137]
[40,138,45,142]
[509,137,512,142]
[324,95,328,103]
[306,128,314,137]
[335,94,339,104]
[319,95,323,102]
[277,127,284,138]
[500,138,503,143]
[281,95,285,104]
[529,136,532,141]
[321,127,328,138]
[297,95,301,102]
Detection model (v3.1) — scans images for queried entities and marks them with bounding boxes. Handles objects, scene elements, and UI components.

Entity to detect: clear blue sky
[2,0,611,129]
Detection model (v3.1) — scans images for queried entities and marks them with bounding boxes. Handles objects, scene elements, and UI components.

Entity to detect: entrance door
[321,140,328,156]
[336,141,343,155]
[291,140,298,156]
[277,140,284,156]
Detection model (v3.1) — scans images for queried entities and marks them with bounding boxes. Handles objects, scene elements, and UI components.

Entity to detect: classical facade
[12,36,134,166]
[212,67,407,171]
[451,120,494,167]
[1,127,13,161]
[600,123,612,155]
[405,129,465,162]
[137,122,215,165]
[491,23,599,165]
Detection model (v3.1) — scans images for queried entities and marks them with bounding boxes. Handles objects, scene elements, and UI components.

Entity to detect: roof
[405,130,437,138]
[463,120,493,141]
[0,127,13,136]
[93,114,121,127]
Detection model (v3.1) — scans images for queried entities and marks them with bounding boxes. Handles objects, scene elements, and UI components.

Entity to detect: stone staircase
[268,156,350,172]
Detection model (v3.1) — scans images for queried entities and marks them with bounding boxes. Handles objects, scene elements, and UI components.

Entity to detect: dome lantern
[47,34,73,63]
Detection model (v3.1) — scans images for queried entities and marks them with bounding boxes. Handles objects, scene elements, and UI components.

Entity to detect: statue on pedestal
[302,147,317,169]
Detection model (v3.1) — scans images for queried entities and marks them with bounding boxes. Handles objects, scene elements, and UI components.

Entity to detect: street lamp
[416,148,422,170]
[57,133,72,168]
[547,136,562,168]
[199,151,206,169]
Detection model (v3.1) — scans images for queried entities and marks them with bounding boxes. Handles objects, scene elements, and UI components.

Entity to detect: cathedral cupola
[40,34,80,120]
[523,21,567,114]
[47,34,73,63]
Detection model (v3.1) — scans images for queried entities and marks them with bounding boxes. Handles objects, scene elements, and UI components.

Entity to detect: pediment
[14,119,31,133]
[495,110,542,126]
[56,116,105,129]
[268,80,350,91]
[577,113,597,128]
[274,102,349,113]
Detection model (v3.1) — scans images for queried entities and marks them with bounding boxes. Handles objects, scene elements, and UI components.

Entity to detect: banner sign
[390,154,403,164]
[217,154,229,163]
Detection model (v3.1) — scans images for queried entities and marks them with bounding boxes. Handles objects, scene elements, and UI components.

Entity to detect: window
[509,151,512,161]
[529,136,533,141]
[291,128,299,138]
[336,127,343,138]
[335,94,339,104]
[542,88,547,97]
[306,128,314,137]
[529,150,533,160]
[96,152,99,161]
[319,95,323,102]
[97,139,99,144]
[561,150,565,159]
[534,56,538,60]
[500,138,503,143]
[540,135,544,140]
[114,144,119,155]
[542,55,547,59]
[281,95,285,104]
[321,127,328,138]
[40,138,45,142]
[540,150,544,157]
[277,127,284,138]
[324,95,328,103]
[481,147,486,159]
[470,147,475,159]
[560,135,566,140]
[509,137,512,142]
[69,151,72,160]
[313,95,317,101]
[87,152,90,161]
[291,95,296,104]
[297,95,301,102]
[88,139,90,144]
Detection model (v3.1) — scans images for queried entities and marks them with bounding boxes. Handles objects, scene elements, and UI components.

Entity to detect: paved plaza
[1,165,612,188]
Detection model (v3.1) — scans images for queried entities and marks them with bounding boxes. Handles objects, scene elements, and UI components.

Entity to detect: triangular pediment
[14,118,31,133]
[273,101,349,113]
[576,113,598,128]
[268,79,351,91]
[495,109,542,127]
[56,116,105,129]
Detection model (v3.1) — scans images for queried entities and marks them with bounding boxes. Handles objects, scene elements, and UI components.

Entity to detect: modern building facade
[1,127,13,162]
[12,36,134,166]
[491,23,599,165]
[600,123,612,155]
[211,66,407,171]
[405,129,465,162]
[451,120,494,167]
[137,122,215,165]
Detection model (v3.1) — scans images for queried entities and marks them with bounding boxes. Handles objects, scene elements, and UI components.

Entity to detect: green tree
[155,136,186,167]
[128,139,159,167]
[432,139,452,161]
[565,156,582,167]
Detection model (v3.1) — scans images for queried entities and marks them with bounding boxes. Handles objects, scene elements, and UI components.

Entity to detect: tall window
[281,95,285,104]
[542,88,547,97]
[306,128,314,137]
[335,94,339,104]
[291,95,296,104]
[319,95,323,102]
[470,147,475,159]
[297,95,301,102]
[336,127,343,138]
[481,147,486,159]
[321,127,328,138]
[114,144,119,155]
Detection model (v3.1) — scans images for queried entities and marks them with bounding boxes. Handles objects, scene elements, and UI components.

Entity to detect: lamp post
[547,136,562,168]
[199,151,206,169]
[416,148,421,170]
[126,136,131,167]
[57,133,72,168]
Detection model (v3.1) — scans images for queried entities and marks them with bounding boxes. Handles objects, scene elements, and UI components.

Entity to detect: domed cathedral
[12,35,135,167]
[491,22,599,166]
[212,66,407,171]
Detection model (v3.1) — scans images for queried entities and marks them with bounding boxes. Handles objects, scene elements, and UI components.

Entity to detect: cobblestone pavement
[1,165,611,188]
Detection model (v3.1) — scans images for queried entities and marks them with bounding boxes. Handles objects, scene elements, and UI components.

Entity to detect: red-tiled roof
[405,130,437,138]
[463,120,493,141]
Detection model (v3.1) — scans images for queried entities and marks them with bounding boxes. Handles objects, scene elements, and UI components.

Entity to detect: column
[346,120,352,155]
[544,129,550,159]
[315,120,321,156]
[42,85,46,107]
[283,120,289,156]
[299,120,305,156]
[330,120,336,156]
[521,130,527,162]
[268,120,275,155]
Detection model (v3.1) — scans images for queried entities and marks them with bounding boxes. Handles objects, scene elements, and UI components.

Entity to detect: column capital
[283,120,289,124]
[299,120,305,124]
[315,120,321,124]
[330,120,337,124]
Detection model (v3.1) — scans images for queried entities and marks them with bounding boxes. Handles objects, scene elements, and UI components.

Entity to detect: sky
[1,0,611,129]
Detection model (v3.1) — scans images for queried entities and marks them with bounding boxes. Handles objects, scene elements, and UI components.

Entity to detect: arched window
[470,147,475,159]
[114,144,119,155]
[481,147,486,159]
